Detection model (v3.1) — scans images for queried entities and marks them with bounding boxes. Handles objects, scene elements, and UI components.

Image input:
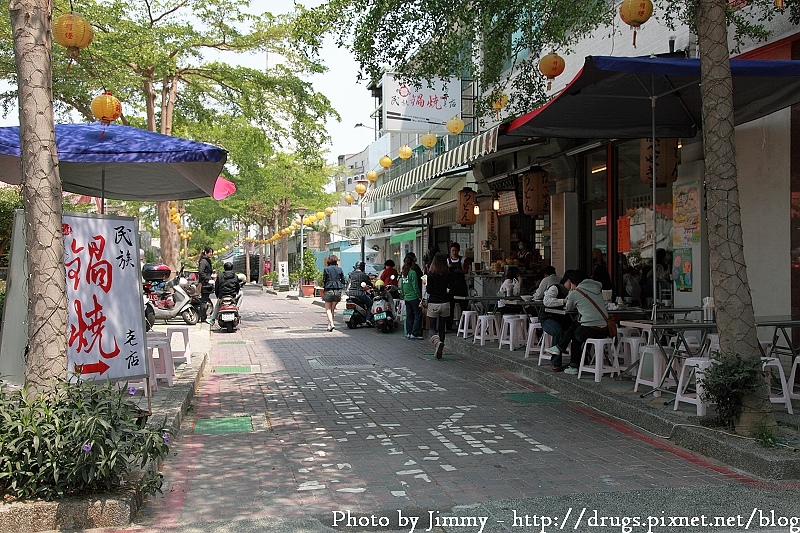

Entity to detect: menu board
[497,190,519,216]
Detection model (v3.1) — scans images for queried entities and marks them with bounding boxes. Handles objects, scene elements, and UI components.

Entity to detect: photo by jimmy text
[330,509,489,533]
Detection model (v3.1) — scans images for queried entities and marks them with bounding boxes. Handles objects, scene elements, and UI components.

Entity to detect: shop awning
[363,127,499,202]
[389,229,419,244]
[348,220,383,239]
[502,55,800,140]
[410,173,465,210]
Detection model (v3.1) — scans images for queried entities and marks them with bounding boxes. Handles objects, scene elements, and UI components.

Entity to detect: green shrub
[700,350,767,429]
[0,380,171,501]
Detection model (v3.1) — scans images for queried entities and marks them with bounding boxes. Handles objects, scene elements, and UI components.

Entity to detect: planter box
[300,284,315,297]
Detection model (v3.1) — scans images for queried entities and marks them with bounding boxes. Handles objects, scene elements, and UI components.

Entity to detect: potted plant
[262,271,277,287]
[296,249,320,297]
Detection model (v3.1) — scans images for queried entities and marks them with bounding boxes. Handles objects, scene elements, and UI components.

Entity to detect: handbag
[575,288,617,337]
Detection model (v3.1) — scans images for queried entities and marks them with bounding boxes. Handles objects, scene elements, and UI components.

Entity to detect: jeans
[404,298,423,337]
[556,322,610,368]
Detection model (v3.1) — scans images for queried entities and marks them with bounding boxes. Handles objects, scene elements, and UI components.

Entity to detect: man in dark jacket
[210,262,244,324]
[198,247,213,322]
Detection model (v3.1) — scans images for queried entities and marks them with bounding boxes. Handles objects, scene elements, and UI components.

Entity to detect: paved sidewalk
[119,285,800,533]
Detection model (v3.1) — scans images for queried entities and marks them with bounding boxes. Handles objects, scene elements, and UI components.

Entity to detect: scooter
[371,279,397,333]
[215,295,241,332]
[143,276,199,325]
[143,296,155,331]
[343,282,372,329]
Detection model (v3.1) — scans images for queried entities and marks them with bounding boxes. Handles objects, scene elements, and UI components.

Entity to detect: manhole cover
[504,392,562,404]
[213,365,253,373]
[194,416,252,434]
[310,355,373,369]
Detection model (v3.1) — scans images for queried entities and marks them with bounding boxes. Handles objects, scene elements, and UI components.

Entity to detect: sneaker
[206,318,215,325]
[410,335,424,340]
[435,340,445,359]
[406,334,412,339]
[564,366,579,375]
[545,345,561,356]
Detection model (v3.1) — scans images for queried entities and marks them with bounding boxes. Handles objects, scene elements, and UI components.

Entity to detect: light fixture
[492,192,500,211]
[473,204,480,216]
[565,141,604,157]
[591,165,607,174]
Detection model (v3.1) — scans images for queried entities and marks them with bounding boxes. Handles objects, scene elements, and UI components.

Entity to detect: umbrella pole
[651,87,658,321]
[101,166,106,215]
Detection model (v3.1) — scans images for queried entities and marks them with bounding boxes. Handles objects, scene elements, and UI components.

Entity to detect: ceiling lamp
[91,91,122,125]
[398,144,413,160]
[53,12,93,60]
[324,207,334,215]
[619,0,653,48]
[446,116,465,135]
[491,92,508,120]
[344,193,355,205]
[366,170,379,183]
[421,132,438,150]
[354,182,367,196]
[538,52,565,91]
[379,155,393,169]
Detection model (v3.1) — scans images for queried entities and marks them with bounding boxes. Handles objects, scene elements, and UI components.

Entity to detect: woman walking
[400,254,424,340]
[426,252,453,359]
[322,255,346,331]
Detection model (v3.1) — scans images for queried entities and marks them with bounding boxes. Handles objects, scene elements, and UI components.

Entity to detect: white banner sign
[64,214,147,381]
[278,260,289,286]
[382,73,461,132]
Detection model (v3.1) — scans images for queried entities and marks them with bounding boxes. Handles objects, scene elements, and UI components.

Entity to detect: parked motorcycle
[142,263,199,325]
[371,278,397,333]
[343,282,372,329]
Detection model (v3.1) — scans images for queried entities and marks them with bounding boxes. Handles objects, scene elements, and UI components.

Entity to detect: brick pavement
[135,286,755,530]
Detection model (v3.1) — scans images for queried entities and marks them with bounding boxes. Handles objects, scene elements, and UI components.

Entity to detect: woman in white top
[497,266,523,317]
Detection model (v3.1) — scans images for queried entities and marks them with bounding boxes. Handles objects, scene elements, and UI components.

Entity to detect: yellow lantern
[91,91,122,126]
[309,214,319,222]
[398,145,413,160]
[169,206,178,216]
[366,170,379,183]
[344,193,355,205]
[379,155,393,169]
[491,92,508,120]
[421,132,438,150]
[446,116,465,135]
[354,182,367,196]
[538,52,565,91]
[316,211,325,220]
[53,12,93,60]
[325,207,334,215]
[619,0,653,48]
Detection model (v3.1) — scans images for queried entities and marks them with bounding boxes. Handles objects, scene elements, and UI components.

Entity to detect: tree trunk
[11,0,68,395]
[697,0,774,434]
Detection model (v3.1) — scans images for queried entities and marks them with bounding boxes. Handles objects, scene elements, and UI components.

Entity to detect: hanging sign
[640,138,678,185]
[497,191,519,216]
[522,168,549,216]
[64,213,146,382]
[618,216,631,253]
[456,187,477,225]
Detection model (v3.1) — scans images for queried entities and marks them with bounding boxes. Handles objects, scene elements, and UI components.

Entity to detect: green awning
[390,229,419,244]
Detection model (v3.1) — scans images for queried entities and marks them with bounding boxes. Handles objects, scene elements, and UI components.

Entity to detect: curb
[450,335,800,480]
[0,352,208,533]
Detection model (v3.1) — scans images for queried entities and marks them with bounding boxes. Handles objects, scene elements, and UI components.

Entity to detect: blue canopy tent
[502,55,800,316]
[0,122,228,203]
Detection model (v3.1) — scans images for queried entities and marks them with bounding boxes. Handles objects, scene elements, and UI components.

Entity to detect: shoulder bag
[575,288,617,337]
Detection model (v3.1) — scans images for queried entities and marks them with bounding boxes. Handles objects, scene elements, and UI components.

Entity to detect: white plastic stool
[635,345,672,398]
[762,357,793,414]
[146,334,174,386]
[616,335,643,368]
[499,315,527,351]
[524,322,543,359]
[577,337,618,382]
[536,332,554,365]
[125,351,158,396]
[673,357,713,416]
[457,310,479,339]
[788,356,800,400]
[166,326,192,366]
[473,314,499,346]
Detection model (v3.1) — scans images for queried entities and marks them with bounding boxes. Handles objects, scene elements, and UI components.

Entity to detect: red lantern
[538,53,565,91]
[457,187,477,225]
[619,0,653,48]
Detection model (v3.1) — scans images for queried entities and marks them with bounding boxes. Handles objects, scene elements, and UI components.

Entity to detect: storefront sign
[278,260,289,286]
[522,168,549,216]
[64,214,146,382]
[618,216,631,252]
[640,138,678,185]
[382,73,461,132]
[497,190,519,216]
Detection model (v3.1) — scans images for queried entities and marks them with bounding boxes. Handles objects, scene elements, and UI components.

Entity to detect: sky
[0,0,377,166]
